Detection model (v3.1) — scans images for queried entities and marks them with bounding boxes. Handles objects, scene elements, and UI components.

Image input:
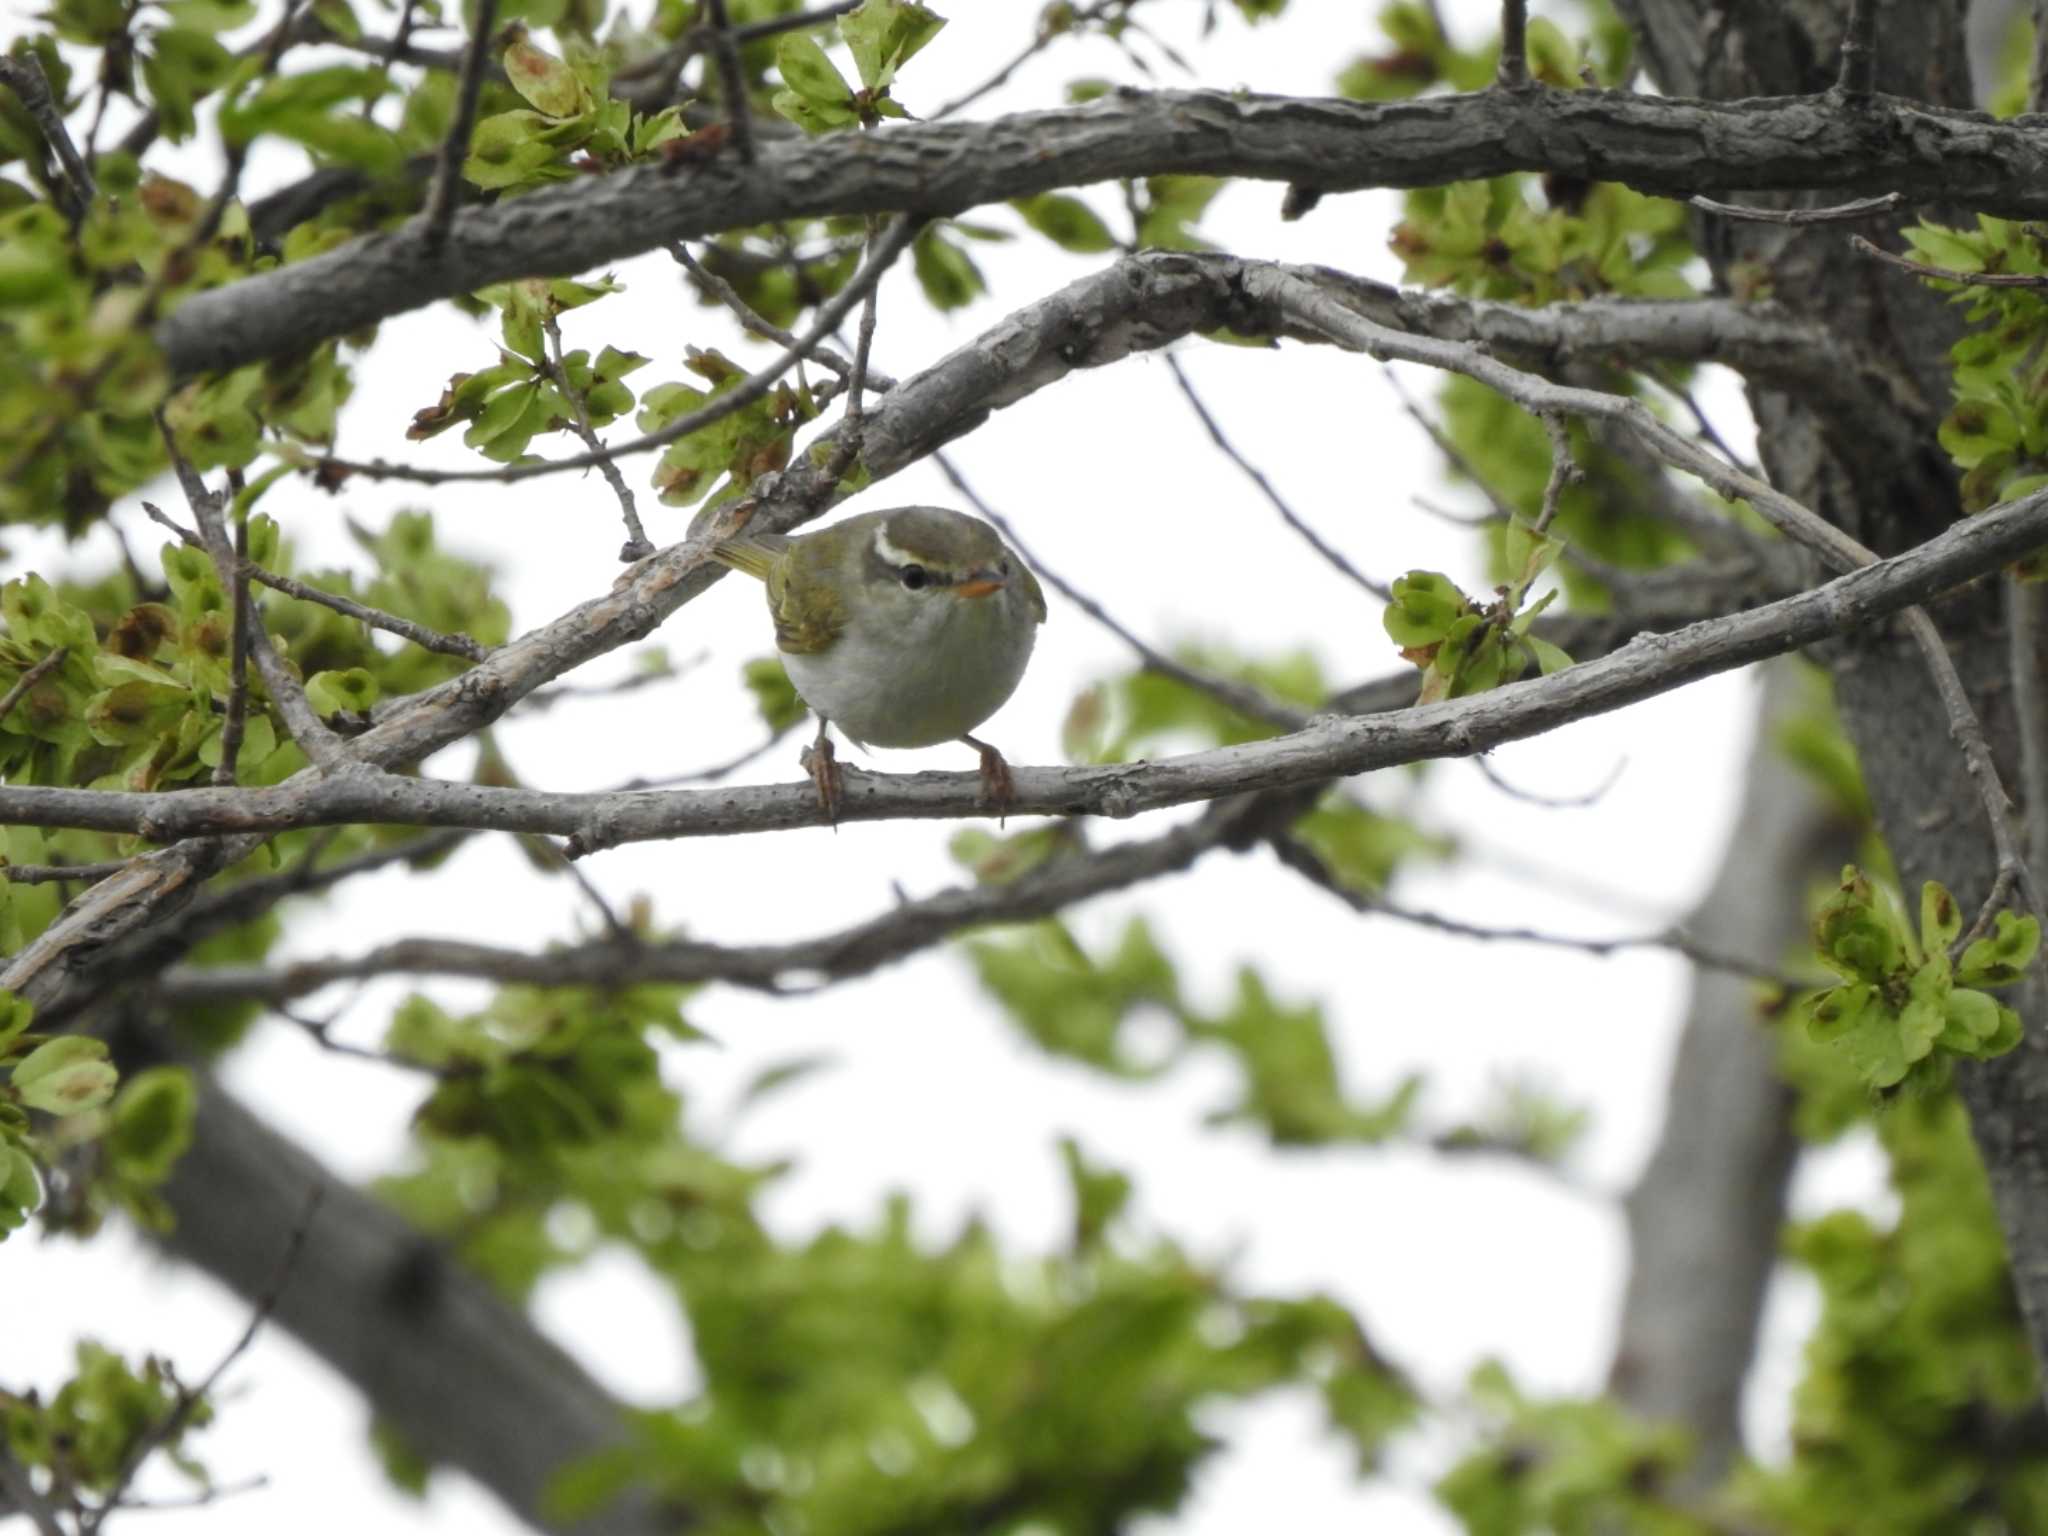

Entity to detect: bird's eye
[900,564,929,590]
[998,559,1011,576]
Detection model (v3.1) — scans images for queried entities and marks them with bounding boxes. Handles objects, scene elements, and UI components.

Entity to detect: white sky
[0,3,1890,1533]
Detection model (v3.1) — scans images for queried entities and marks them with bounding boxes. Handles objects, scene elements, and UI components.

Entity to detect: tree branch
[156,801,1256,1005]
[0,251,1941,1018]
[422,0,498,249]
[156,86,2048,379]
[133,1055,672,1536]
[5,489,2048,850]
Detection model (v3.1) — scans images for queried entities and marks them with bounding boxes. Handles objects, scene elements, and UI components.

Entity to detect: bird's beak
[955,572,1006,600]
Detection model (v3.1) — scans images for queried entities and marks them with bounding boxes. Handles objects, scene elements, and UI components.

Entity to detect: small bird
[712,505,1047,823]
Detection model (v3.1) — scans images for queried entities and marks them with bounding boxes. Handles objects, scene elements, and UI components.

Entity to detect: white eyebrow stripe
[872,524,923,569]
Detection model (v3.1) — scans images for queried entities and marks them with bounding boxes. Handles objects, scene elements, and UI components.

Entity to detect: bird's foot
[962,734,1015,826]
[800,727,844,829]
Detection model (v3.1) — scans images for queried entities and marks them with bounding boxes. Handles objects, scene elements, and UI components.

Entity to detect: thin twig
[541,312,652,561]
[669,242,898,392]
[312,217,919,487]
[700,0,756,164]
[1835,0,1880,95]
[2034,0,2048,115]
[0,647,70,730]
[612,0,858,94]
[933,0,1125,119]
[1474,752,1626,809]
[0,53,95,223]
[217,511,253,786]
[80,1186,325,1536]
[0,857,133,886]
[933,452,1309,732]
[1271,832,1796,988]
[278,1000,456,1076]
[1532,413,1582,533]
[147,451,349,771]
[2010,574,2048,886]
[1689,191,1904,226]
[1164,352,1390,600]
[143,504,491,662]
[1270,267,2038,937]
[423,0,499,249]
[1849,232,2048,290]
[370,0,422,116]
[1496,0,1530,89]
[0,1442,62,1536]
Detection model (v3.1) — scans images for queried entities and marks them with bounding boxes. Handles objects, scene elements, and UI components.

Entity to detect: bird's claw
[964,735,1015,826]
[801,733,844,829]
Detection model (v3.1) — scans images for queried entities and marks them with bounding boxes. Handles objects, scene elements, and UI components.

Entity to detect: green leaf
[838,0,946,91]
[503,38,589,118]
[106,1067,196,1183]
[305,667,380,716]
[1920,881,1963,957]
[741,656,807,733]
[12,1036,119,1115]
[1382,569,1468,648]
[1011,193,1118,254]
[911,226,986,310]
[0,992,32,1053]
[775,33,855,106]
[1958,910,2041,987]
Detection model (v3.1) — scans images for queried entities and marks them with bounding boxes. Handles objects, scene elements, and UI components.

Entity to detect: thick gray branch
[138,1055,672,1536]
[157,85,2048,377]
[1609,659,1853,1483]
[4,488,2047,849]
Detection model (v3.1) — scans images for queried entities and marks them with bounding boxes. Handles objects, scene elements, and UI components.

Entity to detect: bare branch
[1267,266,2036,929]
[700,0,756,164]
[144,505,491,662]
[2010,575,2048,883]
[144,493,348,770]
[158,87,2048,381]
[216,511,253,787]
[1836,0,1880,95]
[311,216,919,487]
[0,858,133,887]
[1850,230,2048,290]
[0,52,94,222]
[0,1443,63,1536]
[1163,351,1390,600]
[541,312,653,561]
[0,251,1962,1019]
[1271,832,1794,987]
[1473,751,1626,810]
[2035,0,2048,115]
[158,800,1260,1006]
[422,0,499,249]
[7,487,2048,852]
[80,1187,324,1536]
[669,242,884,388]
[1496,0,1530,90]
[1689,190,1904,225]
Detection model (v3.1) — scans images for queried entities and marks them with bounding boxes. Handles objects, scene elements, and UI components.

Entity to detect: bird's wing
[710,533,791,581]
[747,536,846,656]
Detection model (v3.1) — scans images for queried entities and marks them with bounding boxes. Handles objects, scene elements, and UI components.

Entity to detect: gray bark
[1610,661,1855,1482]
[143,1057,674,1536]
[160,85,2048,378]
